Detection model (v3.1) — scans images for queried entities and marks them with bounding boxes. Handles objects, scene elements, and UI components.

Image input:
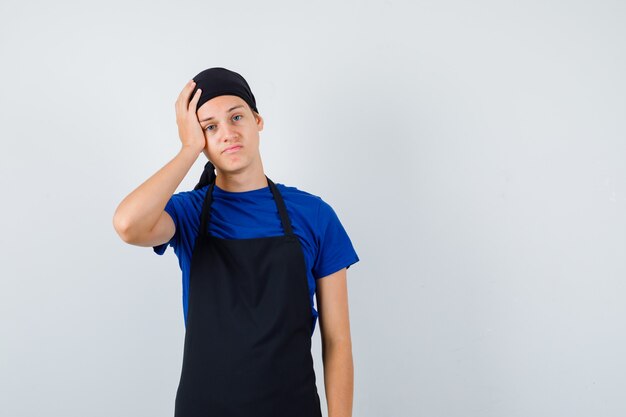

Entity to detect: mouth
[223,145,243,154]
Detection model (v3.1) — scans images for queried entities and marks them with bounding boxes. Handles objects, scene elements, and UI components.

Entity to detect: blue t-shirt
[153,182,359,336]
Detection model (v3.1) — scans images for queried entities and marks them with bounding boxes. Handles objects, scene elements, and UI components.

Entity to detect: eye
[204,114,242,132]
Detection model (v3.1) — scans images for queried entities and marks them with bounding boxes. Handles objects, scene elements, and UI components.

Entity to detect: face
[196,95,264,175]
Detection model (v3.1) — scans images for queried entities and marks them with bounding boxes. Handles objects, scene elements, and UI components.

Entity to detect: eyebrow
[199,105,245,122]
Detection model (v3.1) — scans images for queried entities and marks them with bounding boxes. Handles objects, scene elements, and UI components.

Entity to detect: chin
[215,159,248,173]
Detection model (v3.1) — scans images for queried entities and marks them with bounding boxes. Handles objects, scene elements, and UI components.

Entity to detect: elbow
[321,336,353,363]
[321,333,353,352]
[112,211,135,243]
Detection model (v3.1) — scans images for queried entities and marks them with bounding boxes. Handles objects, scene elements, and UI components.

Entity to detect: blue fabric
[153,182,359,336]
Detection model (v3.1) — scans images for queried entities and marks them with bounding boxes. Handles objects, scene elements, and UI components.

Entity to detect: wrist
[178,146,201,162]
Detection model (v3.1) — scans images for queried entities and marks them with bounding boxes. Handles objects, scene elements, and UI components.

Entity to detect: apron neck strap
[199,175,294,238]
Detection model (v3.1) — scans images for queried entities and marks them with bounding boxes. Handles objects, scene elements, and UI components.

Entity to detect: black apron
[174,176,322,417]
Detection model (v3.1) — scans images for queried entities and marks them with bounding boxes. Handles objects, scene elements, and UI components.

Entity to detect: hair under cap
[191,67,259,114]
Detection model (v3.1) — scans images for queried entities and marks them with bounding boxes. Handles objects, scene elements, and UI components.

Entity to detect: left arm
[316,267,353,417]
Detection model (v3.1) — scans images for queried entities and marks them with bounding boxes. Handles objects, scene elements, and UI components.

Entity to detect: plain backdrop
[1,0,625,416]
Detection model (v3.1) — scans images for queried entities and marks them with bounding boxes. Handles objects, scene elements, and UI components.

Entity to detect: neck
[214,162,268,192]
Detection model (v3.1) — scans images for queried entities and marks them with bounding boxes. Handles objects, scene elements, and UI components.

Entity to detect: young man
[113,67,359,417]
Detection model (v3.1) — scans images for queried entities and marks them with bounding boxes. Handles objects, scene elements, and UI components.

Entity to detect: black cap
[191,67,259,114]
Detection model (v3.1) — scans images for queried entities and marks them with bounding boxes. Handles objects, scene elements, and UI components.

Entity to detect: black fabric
[191,67,258,114]
[193,160,216,191]
[174,175,322,417]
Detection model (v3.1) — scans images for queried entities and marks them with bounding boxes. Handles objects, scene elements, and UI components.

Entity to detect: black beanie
[191,67,258,114]
[190,67,258,190]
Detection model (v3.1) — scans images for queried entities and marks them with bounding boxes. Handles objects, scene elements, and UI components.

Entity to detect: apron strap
[199,175,294,238]
[266,176,294,236]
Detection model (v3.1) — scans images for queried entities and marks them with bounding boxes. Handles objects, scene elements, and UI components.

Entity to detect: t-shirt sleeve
[312,199,360,279]
[153,197,180,256]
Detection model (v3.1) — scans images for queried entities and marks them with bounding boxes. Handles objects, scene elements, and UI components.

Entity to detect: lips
[223,145,242,154]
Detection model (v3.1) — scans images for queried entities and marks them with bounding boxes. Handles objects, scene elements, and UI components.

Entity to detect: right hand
[175,79,205,154]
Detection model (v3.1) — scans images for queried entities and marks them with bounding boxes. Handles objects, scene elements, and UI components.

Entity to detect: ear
[255,112,264,132]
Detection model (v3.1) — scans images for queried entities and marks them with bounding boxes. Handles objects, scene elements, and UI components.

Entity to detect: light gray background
[1,0,625,416]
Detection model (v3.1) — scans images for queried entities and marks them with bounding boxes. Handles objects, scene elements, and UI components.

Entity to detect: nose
[220,124,239,143]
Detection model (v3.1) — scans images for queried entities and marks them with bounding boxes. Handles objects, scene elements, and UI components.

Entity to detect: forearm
[322,340,354,417]
[113,146,199,239]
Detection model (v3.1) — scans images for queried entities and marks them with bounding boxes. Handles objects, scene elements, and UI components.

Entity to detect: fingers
[175,80,197,114]
[179,79,194,97]
[188,87,202,113]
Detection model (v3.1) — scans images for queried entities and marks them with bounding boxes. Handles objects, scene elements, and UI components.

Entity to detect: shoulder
[169,185,208,208]
[164,186,209,223]
[274,182,330,218]
[275,182,322,206]
[281,184,360,278]
[275,182,318,197]
[176,185,209,201]
[274,182,342,229]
